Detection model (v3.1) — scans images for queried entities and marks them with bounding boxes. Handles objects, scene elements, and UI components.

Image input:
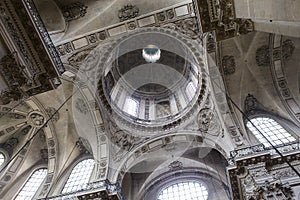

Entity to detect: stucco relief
[62,2,88,22]
[222,55,236,75]
[118,4,139,22]
[162,18,200,40]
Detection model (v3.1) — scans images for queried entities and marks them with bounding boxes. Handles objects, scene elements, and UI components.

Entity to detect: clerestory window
[0,153,5,168]
[15,168,47,200]
[123,97,139,117]
[61,159,95,194]
[246,117,296,148]
[157,181,208,200]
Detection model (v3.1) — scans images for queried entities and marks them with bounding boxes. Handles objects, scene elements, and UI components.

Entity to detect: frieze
[162,18,200,40]
[56,3,195,56]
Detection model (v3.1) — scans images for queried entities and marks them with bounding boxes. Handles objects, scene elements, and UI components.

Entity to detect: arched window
[246,117,296,148]
[185,81,196,101]
[123,97,139,117]
[62,159,95,194]
[157,181,208,200]
[0,153,5,167]
[15,168,47,200]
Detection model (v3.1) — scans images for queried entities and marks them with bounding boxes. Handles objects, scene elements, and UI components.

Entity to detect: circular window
[157,181,208,200]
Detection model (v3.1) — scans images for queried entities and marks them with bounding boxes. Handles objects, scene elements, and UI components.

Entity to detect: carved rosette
[27,111,45,128]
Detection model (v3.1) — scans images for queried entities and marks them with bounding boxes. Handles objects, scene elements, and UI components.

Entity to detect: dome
[98,28,208,134]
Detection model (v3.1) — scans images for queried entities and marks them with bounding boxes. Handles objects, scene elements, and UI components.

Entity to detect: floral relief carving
[62,2,88,22]
[256,45,270,67]
[222,55,236,75]
[118,4,139,22]
[75,98,88,114]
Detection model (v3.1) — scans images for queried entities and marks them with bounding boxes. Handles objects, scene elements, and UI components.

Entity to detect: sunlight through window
[0,153,5,167]
[15,168,47,200]
[123,97,139,117]
[157,181,208,200]
[247,117,296,147]
[62,159,95,194]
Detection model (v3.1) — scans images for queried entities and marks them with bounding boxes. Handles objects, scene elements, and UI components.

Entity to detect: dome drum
[95,28,209,134]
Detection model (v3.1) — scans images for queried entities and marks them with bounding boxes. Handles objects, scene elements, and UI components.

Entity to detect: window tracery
[61,159,95,194]
[246,117,296,148]
[15,168,47,200]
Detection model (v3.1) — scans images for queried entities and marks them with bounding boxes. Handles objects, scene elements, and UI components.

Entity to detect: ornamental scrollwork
[162,18,200,40]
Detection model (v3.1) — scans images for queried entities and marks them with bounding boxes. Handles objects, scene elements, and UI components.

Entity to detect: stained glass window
[247,117,296,147]
[61,159,95,194]
[157,181,208,200]
[15,168,47,200]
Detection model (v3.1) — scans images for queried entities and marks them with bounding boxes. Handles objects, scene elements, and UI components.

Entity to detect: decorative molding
[0,0,63,104]
[269,34,300,124]
[47,180,125,200]
[56,3,195,57]
[228,149,300,200]
[113,133,224,184]
[195,0,254,41]
[91,27,208,135]
[162,18,200,40]
[168,160,183,171]
[27,111,45,128]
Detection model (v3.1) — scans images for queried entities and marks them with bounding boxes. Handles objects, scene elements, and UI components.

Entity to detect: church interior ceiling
[0,0,299,199]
